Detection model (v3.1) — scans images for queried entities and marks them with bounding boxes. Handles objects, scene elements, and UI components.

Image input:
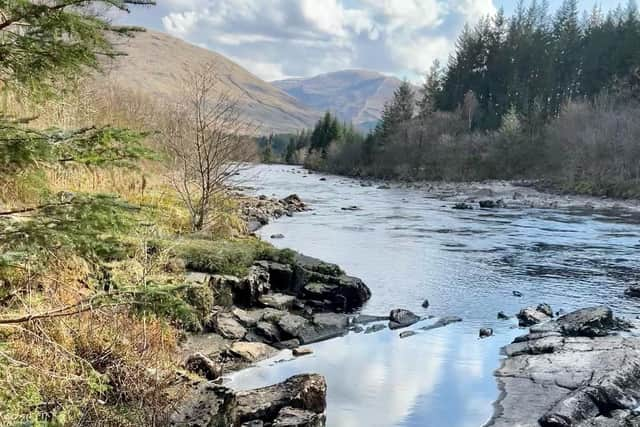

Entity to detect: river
[228,164,640,427]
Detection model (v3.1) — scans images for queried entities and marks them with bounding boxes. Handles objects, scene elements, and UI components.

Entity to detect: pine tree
[418,61,442,117]
[0,0,156,260]
[377,81,415,140]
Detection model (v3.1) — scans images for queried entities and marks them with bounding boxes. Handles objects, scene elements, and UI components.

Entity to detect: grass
[158,236,295,277]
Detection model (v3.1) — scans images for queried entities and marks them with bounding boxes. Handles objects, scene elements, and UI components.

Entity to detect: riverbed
[228,164,640,427]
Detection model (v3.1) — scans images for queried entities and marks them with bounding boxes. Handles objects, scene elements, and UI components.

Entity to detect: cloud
[155,0,498,82]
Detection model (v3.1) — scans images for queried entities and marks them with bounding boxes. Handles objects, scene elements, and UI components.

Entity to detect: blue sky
[120,1,631,82]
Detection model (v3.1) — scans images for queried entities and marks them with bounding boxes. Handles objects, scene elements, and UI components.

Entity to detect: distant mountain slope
[102,30,321,134]
[273,70,406,131]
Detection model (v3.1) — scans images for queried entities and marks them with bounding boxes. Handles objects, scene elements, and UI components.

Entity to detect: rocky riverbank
[487,306,640,427]
[171,189,375,426]
[337,173,640,212]
[235,192,309,232]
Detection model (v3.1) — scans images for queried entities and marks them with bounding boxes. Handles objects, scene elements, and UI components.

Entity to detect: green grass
[155,236,295,277]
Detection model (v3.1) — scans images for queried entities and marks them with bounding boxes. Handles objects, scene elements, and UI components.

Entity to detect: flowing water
[228,164,640,427]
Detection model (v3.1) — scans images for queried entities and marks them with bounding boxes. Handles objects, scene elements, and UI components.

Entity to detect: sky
[119,1,627,82]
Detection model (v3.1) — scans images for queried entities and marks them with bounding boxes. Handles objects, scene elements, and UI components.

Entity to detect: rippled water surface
[228,165,640,427]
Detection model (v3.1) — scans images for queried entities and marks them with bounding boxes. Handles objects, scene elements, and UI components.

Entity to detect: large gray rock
[254,261,294,293]
[278,313,310,338]
[235,374,327,425]
[184,352,222,380]
[273,407,325,427]
[259,293,297,310]
[213,313,247,340]
[235,265,271,307]
[232,308,263,328]
[255,321,282,342]
[294,254,371,312]
[532,306,626,338]
[312,313,350,330]
[488,307,640,427]
[388,309,421,330]
[625,285,640,298]
[230,342,278,363]
[170,374,326,427]
[517,306,552,327]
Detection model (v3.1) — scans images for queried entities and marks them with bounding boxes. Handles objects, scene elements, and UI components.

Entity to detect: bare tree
[164,62,255,231]
[462,90,479,131]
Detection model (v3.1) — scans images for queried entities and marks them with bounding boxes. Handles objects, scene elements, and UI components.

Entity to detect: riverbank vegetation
[301,0,640,198]
[0,2,272,425]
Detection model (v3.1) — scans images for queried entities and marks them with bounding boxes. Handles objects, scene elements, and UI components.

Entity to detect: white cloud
[156,0,499,82]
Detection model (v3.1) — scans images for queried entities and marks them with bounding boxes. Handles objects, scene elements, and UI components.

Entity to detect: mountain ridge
[273,70,407,131]
[100,29,322,134]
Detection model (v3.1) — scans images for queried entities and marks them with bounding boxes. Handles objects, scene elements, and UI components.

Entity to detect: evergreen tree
[418,61,442,117]
[0,0,156,260]
[377,81,415,140]
[285,138,297,164]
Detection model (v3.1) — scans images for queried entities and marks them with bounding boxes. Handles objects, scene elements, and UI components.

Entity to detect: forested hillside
[302,0,640,198]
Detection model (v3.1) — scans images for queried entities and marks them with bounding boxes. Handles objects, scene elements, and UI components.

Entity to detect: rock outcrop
[240,194,309,232]
[388,309,421,330]
[170,374,327,427]
[487,306,639,427]
[517,305,553,327]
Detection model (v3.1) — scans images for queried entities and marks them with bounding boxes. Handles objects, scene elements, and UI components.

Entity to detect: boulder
[170,374,326,427]
[230,342,278,363]
[517,306,552,327]
[625,285,640,298]
[421,299,430,309]
[278,314,310,338]
[399,331,417,339]
[213,313,247,340]
[497,311,510,320]
[259,293,297,310]
[536,303,554,318]
[270,234,285,239]
[234,265,271,307]
[312,313,350,330]
[256,321,283,342]
[533,306,624,338]
[232,308,263,328]
[254,261,294,293]
[273,407,325,427]
[479,328,494,338]
[512,290,523,297]
[389,309,421,330]
[184,352,222,380]
[235,374,327,425]
[298,323,346,345]
[290,254,370,311]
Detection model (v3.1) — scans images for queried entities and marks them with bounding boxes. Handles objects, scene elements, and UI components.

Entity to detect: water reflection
[228,322,520,427]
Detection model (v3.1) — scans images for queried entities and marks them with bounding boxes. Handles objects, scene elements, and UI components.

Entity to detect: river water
[228,164,640,427]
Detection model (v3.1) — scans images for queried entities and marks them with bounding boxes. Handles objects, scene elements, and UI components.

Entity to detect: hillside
[101,30,321,134]
[273,70,406,131]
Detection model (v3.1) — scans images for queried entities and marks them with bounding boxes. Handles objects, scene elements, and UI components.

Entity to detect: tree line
[297,0,640,198]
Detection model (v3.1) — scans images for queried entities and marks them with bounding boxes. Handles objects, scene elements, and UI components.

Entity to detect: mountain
[101,30,321,134]
[273,70,406,131]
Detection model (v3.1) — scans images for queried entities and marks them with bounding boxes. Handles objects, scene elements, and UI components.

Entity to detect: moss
[157,236,293,277]
[182,284,215,332]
